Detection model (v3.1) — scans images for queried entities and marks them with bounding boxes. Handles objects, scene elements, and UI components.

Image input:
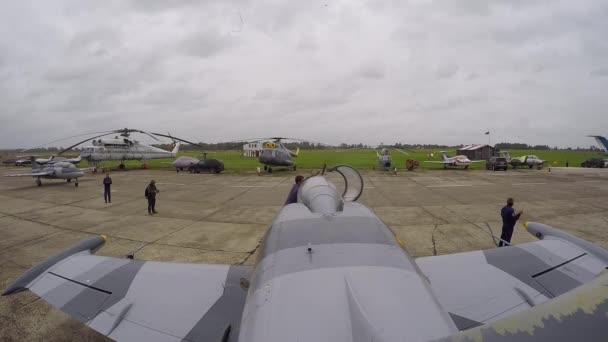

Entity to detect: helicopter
[237,137,301,173]
[51,128,202,171]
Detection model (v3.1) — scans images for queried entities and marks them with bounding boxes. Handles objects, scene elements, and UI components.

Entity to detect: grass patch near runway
[78,148,606,172]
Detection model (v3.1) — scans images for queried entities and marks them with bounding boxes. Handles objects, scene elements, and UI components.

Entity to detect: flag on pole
[485,131,490,135]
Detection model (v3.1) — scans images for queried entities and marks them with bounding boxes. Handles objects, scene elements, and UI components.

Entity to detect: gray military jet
[3,165,608,341]
[5,157,87,186]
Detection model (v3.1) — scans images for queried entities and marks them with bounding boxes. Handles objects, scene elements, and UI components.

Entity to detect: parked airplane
[4,165,608,341]
[4,157,87,186]
[424,151,484,169]
[589,135,608,153]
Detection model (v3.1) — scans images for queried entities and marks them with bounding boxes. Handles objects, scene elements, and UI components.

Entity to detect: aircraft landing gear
[267,167,273,173]
[36,178,41,186]
[75,179,79,187]
[67,178,71,183]
[263,165,268,171]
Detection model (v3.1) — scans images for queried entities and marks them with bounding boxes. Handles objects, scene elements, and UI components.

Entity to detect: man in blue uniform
[103,173,112,203]
[499,198,523,247]
[284,175,304,205]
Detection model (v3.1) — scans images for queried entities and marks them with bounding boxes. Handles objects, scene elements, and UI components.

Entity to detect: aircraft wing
[432,270,608,341]
[2,236,252,342]
[424,161,451,164]
[470,160,486,163]
[416,222,608,332]
[4,172,50,177]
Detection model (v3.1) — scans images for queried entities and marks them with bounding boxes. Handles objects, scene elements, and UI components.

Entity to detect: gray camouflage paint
[433,272,608,341]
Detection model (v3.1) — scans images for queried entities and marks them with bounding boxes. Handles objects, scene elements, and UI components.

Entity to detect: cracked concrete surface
[0,166,607,341]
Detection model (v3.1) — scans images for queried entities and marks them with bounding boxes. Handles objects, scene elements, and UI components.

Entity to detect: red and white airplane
[424,151,485,169]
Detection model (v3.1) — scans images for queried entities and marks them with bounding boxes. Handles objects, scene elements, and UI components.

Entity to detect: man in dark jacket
[145,180,160,215]
[103,173,112,203]
[498,198,523,247]
[284,175,304,205]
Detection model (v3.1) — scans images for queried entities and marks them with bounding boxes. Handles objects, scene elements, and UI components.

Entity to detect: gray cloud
[0,0,606,148]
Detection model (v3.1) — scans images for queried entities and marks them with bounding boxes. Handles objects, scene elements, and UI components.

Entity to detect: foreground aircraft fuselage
[239,176,456,340]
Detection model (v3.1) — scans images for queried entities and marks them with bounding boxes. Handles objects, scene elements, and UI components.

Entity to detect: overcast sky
[1,0,607,149]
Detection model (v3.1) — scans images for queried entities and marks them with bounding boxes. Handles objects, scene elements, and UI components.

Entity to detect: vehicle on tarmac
[485,157,508,171]
[580,158,608,168]
[189,156,224,174]
[172,152,224,174]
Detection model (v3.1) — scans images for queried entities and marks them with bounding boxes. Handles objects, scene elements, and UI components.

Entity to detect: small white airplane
[424,151,485,169]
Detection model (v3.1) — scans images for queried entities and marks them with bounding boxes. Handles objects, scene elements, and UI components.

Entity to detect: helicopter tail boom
[171,142,181,156]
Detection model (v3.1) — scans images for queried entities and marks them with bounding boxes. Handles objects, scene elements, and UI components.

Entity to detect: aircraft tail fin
[439,151,449,160]
[171,142,181,155]
[30,156,40,169]
[289,147,299,157]
[589,135,608,152]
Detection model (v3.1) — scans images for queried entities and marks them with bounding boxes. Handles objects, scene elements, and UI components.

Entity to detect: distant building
[243,141,267,157]
[457,144,496,160]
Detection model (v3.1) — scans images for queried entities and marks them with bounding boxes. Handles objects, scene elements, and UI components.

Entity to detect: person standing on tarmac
[145,180,160,215]
[103,173,112,203]
[499,197,523,247]
[284,175,304,205]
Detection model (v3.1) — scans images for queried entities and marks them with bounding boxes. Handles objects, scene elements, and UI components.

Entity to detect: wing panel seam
[48,271,112,295]
[531,253,586,278]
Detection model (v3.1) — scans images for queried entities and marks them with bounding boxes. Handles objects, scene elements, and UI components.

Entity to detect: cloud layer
[1,0,607,148]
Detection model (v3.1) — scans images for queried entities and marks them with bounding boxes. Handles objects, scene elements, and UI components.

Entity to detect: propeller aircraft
[424,151,485,169]
[4,165,608,341]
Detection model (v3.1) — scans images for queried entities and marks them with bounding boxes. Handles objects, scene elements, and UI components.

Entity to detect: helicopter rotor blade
[57,132,117,155]
[21,131,115,153]
[150,132,202,147]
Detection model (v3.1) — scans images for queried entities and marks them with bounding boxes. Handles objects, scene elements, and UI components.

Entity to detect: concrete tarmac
[0,166,607,341]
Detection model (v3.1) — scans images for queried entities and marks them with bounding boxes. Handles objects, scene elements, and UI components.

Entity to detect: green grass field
[55,148,605,172]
